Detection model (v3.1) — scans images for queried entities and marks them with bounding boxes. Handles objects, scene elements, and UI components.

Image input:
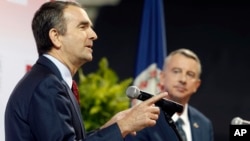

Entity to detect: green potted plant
[78,57,133,131]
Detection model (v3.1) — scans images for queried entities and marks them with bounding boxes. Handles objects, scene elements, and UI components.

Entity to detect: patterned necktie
[175,118,187,141]
[72,80,80,105]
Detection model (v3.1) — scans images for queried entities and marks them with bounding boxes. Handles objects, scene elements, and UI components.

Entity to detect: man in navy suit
[4,1,169,141]
[160,49,214,141]
[126,48,214,141]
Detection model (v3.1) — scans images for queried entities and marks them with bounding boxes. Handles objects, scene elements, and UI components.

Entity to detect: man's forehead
[64,5,92,24]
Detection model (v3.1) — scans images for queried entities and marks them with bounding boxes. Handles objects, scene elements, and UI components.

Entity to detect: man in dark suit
[4,1,168,141]
[126,48,214,141]
[160,49,214,141]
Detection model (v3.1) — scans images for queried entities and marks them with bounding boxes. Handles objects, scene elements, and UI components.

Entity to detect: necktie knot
[176,118,184,126]
[175,118,187,141]
[72,80,80,105]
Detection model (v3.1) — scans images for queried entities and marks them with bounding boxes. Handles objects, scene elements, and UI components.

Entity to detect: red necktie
[72,80,80,105]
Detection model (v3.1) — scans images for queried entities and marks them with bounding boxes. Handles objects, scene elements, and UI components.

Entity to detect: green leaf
[78,57,133,131]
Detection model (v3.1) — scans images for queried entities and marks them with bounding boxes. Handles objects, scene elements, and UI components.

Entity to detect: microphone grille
[126,86,140,99]
[231,117,243,125]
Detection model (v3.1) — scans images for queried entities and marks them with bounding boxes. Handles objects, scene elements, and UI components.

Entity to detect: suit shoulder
[188,105,212,124]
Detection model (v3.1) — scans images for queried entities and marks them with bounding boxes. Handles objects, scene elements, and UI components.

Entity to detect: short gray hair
[163,48,202,77]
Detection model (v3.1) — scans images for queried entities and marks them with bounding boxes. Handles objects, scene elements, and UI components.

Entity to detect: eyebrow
[78,21,89,26]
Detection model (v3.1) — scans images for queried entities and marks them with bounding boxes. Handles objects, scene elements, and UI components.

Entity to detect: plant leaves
[78,57,133,131]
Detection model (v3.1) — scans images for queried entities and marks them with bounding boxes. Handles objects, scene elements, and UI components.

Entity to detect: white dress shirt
[172,104,192,141]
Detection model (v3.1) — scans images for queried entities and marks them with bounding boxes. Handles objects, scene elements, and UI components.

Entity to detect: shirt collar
[43,54,72,88]
[172,104,189,124]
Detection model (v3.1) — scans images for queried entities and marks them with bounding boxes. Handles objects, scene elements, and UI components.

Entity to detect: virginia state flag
[133,0,167,95]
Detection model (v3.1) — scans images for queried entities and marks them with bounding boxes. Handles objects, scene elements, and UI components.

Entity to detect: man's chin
[85,56,93,63]
[80,56,93,66]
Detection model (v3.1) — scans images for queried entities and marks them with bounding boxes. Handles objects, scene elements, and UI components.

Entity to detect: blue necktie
[175,118,187,141]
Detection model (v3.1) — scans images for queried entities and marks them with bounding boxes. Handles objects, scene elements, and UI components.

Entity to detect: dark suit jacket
[125,105,214,141]
[5,56,123,141]
[188,105,214,141]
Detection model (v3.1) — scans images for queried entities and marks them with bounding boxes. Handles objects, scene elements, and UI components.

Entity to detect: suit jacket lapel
[61,78,86,138]
[37,56,86,138]
[188,107,201,141]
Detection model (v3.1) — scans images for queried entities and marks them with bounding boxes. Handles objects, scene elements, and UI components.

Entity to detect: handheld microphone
[126,86,183,116]
[231,117,250,125]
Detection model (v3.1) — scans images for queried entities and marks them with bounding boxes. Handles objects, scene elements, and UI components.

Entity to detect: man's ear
[49,28,61,49]
[159,71,165,90]
[193,79,201,93]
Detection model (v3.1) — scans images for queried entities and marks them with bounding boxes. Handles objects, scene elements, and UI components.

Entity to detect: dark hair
[31,1,81,56]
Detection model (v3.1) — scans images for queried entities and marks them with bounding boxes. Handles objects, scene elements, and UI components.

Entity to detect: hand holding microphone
[126,86,184,116]
[115,87,169,137]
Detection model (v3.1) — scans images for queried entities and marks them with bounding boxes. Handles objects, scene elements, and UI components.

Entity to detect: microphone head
[126,86,141,99]
[231,117,243,125]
